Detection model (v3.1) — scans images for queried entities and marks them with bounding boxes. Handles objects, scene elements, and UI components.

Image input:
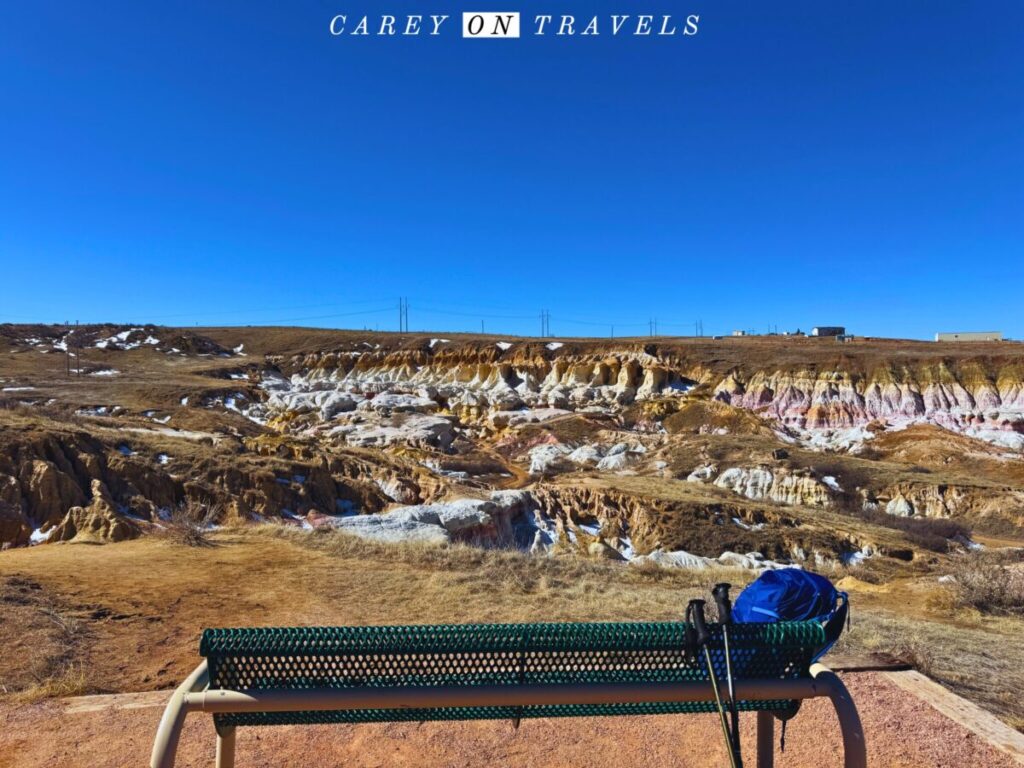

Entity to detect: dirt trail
[1,672,1019,768]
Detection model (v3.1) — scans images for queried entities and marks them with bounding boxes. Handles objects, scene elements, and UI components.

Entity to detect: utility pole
[649,319,653,337]
[398,298,410,332]
[540,310,550,338]
[610,325,614,339]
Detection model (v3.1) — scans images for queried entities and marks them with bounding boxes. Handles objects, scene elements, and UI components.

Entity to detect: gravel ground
[0,673,1017,767]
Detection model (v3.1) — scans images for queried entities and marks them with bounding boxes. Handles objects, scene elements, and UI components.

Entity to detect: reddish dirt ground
[0,673,1018,768]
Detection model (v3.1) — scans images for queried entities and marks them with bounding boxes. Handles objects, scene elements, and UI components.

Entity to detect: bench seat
[153,620,867,768]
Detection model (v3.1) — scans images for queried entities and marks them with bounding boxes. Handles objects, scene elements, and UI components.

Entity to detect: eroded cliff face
[867,482,1024,527]
[0,427,444,547]
[714,363,1024,450]
[4,328,1023,558]
[265,345,703,419]
[519,484,889,567]
[259,344,1024,453]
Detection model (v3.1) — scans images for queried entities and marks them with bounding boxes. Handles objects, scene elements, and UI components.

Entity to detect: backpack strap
[813,591,849,661]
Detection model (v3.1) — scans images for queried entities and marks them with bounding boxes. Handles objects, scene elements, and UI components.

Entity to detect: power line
[251,306,396,325]
[130,298,397,322]
[415,305,537,321]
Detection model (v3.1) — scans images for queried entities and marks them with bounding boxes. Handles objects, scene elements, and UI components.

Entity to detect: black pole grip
[712,582,733,625]
[689,599,711,647]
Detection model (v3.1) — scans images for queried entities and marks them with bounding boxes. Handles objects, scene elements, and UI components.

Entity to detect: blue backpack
[733,568,848,661]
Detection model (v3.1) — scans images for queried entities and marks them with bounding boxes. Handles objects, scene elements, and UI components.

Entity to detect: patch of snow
[496,342,512,351]
[2,386,35,392]
[30,527,54,545]
[617,535,635,559]
[953,535,985,551]
[546,342,564,350]
[841,546,874,567]
[78,406,106,416]
[180,396,189,405]
[429,338,450,348]
[121,426,221,442]
[822,476,843,492]
[577,521,602,537]
[732,517,765,532]
[89,369,119,376]
[233,344,246,355]
[156,453,171,465]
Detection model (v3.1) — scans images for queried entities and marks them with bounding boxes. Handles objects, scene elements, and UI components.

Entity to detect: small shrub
[163,501,219,547]
[951,553,1024,615]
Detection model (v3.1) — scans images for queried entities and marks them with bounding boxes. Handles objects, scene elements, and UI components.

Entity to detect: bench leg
[756,710,774,768]
[216,727,236,768]
[150,661,209,768]
[810,663,867,768]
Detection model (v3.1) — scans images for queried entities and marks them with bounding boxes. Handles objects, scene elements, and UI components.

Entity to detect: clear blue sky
[1,1,1021,339]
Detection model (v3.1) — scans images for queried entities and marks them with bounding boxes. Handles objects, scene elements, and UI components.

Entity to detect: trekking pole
[688,599,739,768]
[713,583,743,767]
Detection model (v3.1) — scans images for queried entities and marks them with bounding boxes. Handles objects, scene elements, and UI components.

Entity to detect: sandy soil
[0,673,1017,768]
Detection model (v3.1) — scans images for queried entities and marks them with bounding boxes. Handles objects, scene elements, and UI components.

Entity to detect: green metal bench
[151,621,865,767]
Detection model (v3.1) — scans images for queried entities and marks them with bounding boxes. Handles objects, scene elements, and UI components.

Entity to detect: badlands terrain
[2,324,1024,764]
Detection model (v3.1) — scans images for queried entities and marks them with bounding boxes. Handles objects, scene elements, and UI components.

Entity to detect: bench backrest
[201,621,825,728]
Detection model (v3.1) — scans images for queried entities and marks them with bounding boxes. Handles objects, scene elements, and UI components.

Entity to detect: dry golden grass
[0,576,93,701]
[13,664,91,703]
[3,528,1024,731]
[0,529,745,701]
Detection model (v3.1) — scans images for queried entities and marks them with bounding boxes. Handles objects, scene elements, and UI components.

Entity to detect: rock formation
[48,479,140,543]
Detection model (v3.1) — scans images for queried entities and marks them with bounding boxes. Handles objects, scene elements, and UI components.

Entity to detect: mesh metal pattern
[201,621,824,728]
